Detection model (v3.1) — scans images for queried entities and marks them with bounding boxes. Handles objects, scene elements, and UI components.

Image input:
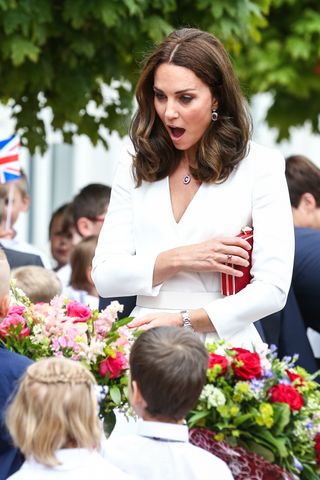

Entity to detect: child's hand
[0,225,14,239]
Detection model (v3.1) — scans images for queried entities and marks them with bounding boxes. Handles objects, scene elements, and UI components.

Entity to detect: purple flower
[293,457,303,471]
[251,378,264,389]
[263,368,274,378]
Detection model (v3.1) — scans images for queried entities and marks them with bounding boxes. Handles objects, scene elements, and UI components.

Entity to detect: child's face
[1,184,29,228]
[50,214,79,267]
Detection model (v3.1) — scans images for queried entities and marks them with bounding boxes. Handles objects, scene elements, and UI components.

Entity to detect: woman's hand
[129,312,182,331]
[128,308,215,333]
[153,236,251,286]
[179,236,251,275]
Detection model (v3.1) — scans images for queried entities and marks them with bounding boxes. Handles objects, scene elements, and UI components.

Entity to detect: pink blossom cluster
[1,295,132,382]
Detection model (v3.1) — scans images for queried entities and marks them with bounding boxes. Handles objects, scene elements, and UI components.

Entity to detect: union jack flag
[0,134,21,184]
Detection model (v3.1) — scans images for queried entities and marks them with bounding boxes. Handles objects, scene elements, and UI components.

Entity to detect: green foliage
[235,0,320,139]
[0,0,272,153]
[0,0,318,152]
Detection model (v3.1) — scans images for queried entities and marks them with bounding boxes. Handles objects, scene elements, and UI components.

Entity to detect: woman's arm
[204,146,294,339]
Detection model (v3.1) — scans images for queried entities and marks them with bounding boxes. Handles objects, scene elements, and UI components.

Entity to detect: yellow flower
[256,402,274,428]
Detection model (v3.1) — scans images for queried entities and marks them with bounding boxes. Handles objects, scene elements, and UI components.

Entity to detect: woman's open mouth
[168,126,185,140]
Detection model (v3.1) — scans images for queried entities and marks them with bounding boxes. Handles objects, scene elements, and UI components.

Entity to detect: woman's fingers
[128,312,181,329]
[128,315,153,328]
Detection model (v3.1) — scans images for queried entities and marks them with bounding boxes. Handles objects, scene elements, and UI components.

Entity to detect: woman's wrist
[153,248,184,285]
[187,308,216,333]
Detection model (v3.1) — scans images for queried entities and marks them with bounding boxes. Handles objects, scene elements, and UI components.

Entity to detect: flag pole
[5,181,14,231]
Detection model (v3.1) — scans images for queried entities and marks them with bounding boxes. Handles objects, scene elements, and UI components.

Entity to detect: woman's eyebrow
[153,86,197,94]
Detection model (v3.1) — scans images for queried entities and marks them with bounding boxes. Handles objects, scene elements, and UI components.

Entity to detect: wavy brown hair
[130,28,252,186]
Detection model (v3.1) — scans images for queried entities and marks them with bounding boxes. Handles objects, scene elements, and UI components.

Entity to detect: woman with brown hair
[92,28,294,348]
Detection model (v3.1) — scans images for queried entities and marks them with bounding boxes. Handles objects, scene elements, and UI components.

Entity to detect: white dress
[6,448,131,479]
[92,142,294,349]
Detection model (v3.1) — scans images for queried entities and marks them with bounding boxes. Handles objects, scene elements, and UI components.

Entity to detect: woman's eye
[180,95,193,104]
[154,92,166,101]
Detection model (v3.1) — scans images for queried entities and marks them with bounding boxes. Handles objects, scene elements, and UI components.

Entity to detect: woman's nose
[164,100,179,120]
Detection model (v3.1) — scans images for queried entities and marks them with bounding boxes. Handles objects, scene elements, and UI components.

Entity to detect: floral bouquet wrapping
[187,341,320,479]
[0,282,135,433]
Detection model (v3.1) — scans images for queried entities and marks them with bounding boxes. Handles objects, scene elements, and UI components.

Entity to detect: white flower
[78,338,106,363]
[200,385,226,408]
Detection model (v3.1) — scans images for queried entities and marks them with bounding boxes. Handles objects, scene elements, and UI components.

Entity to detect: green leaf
[8,35,40,65]
[102,409,116,438]
[109,385,121,405]
[244,441,275,462]
[187,410,209,428]
[234,413,254,426]
[271,403,290,436]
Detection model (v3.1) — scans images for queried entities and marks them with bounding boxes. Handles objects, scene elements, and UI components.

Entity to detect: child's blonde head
[6,357,101,467]
[11,265,62,303]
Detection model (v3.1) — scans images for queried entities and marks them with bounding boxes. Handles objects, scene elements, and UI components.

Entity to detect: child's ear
[298,192,317,213]
[76,217,92,238]
[21,193,30,212]
[0,293,10,318]
[130,380,147,417]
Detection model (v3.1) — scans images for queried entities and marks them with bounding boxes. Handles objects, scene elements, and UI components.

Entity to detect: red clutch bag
[221,227,253,296]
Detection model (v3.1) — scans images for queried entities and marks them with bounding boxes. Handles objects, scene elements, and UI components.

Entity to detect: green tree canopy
[0,0,318,152]
[236,0,320,140]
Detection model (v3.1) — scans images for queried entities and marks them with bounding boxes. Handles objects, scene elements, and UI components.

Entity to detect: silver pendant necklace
[183,174,191,185]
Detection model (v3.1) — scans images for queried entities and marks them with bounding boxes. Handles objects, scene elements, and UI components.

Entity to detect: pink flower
[99,351,127,379]
[66,301,92,322]
[0,313,30,339]
[8,305,26,316]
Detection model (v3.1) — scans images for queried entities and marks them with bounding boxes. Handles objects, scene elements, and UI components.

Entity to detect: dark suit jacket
[261,227,320,373]
[99,295,136,318]
[292,227,320,333]
[0,346,32,480]
[0,245,44,269]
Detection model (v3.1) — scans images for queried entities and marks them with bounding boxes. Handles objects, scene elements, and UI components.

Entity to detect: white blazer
[92,142,294,349]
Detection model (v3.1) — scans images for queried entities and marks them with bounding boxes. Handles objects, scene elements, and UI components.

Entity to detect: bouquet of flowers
[187,341,320,479]
[0,282,135,433]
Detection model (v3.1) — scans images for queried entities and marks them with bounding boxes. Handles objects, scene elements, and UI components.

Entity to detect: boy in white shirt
[102,326,234,480]
[0,171,51,268]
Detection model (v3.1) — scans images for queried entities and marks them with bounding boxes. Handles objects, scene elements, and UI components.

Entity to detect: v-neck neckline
[166,176,203,225]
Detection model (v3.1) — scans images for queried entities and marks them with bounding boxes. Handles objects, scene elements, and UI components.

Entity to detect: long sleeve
[204,146,295,340]
[92,157,162,297]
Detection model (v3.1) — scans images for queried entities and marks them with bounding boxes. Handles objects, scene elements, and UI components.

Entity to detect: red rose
[208,353,228,375]
[268,383,304,411]
[99,351,127,379]
[66,301,92,322]
[230,347,262,380]
[286,369,304,386]
[315,433,320,464]
[0,313,30,339]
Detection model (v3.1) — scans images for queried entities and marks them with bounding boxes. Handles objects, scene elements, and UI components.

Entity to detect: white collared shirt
[7,448,131,479]
[102,420,234,479]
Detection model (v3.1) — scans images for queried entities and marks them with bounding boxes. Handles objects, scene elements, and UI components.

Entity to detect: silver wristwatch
[180,310,194,331]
